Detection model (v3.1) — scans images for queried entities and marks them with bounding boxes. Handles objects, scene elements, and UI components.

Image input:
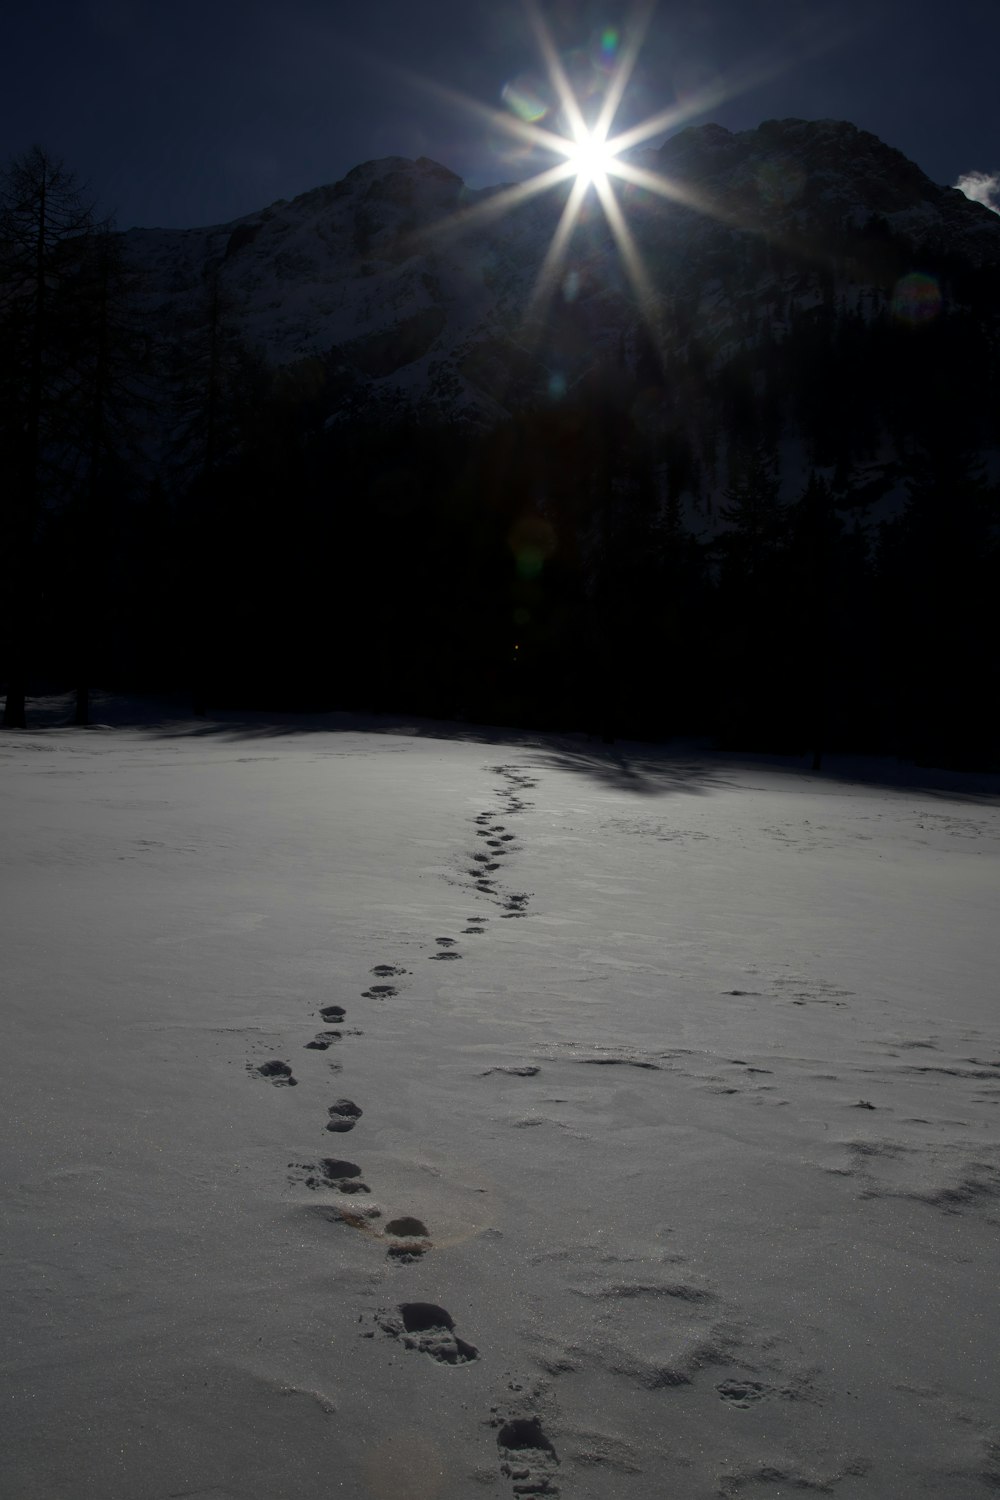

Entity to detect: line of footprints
[247,766,560,1495]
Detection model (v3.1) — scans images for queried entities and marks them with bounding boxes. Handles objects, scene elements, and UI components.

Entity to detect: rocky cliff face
[654,118,996,245]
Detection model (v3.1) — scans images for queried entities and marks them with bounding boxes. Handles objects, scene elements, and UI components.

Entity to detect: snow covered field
[3,704,999,1499]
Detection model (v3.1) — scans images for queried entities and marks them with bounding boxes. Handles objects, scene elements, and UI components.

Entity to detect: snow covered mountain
[125,118,1000,438]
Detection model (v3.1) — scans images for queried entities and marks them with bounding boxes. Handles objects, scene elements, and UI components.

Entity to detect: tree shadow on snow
[7,692,999,805]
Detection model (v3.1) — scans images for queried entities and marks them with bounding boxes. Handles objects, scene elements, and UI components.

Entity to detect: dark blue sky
[2,0,997,229]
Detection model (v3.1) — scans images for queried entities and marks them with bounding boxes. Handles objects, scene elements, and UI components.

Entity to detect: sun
[567,129,617,187]
[409,4,713,329]
[410,0,781,333]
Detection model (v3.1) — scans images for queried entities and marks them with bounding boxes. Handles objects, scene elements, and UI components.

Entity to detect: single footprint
[385,1215,429,1237]
[496,1416,560,1496]
[717,1379,769,1407]
[378,1303,478,1363]
[305,1031,341,1050]
[250,1060,297,1086]
[362,984,398,999]
[429,951,463,961]
[289,1158,370,1193]
[371,964,407,977]
[326,1099,363,1133]
[384,1216,432,1262]
[386,1243,429,1263]
[436,937,458,946]
[463,926,486,935]
[320,1005,346,1023]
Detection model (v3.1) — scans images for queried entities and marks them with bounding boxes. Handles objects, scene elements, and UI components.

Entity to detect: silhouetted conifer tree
[168,268,268,713]
[879,442,998,765]
[715,441,790,745]
[0,147,100,726]
[59,226,146,723]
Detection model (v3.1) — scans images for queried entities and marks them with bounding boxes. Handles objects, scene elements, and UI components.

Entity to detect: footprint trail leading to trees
[242,757,545,1485]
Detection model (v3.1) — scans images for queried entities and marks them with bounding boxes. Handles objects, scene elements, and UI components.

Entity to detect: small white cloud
[954,170,1000,214]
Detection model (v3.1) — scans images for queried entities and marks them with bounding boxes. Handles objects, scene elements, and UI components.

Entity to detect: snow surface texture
[3,702,1000,1498]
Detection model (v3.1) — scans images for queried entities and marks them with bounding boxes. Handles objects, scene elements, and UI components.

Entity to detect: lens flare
[756,158,805,206]
[892,272,942,326]
[509,516,557,578]
[502,76,549,124]
[516,546,546,579]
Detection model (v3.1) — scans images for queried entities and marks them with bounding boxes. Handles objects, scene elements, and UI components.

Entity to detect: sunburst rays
[404,2,736,338]
[398,2,843,342]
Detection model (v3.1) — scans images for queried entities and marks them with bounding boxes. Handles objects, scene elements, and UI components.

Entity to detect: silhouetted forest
[3,147,999,767]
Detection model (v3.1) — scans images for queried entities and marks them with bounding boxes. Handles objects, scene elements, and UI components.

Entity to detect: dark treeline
[2,148,999,767]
